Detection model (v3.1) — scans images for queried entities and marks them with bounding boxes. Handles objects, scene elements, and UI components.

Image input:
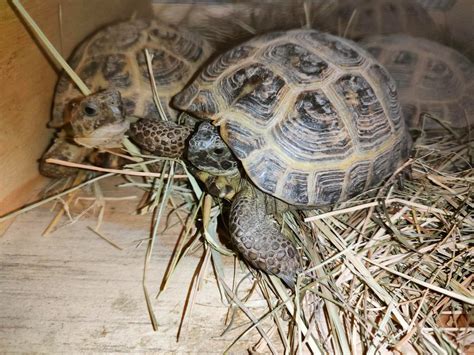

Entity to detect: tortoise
[154,0,323,50]
[361,35,474,132]
[40,19,213,177]
[68,29,412,287]
[320,0,439,41]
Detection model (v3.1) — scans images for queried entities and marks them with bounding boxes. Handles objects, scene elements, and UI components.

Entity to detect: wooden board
[0,0,152,217]
[0,177,271,353]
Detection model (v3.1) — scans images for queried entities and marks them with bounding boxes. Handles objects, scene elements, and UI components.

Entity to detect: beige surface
[0,0,151,216]
[0,177,268,353]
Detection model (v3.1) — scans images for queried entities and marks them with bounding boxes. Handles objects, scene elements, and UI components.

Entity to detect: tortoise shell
[361,35,474,130]
[50,19,213,128]
[174,29,411,207]
[320,0,439,41]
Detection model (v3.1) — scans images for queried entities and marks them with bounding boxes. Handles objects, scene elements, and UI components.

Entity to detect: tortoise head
[66,89,130,149]
[188,122,241,199]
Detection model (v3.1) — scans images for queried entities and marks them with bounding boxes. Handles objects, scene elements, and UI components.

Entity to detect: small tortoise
[40,19,213,177]
[361,35,474,132]
[320,0,439,41]
[68,30,411,286]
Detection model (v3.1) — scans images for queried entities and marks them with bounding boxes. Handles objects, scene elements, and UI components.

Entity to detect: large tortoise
[361,35,474,132]
[40,19,213,177]
[68,30,411,286]
[320,0,439,41]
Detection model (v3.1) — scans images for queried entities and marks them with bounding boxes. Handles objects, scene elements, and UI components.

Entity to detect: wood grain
[0,177,270,352]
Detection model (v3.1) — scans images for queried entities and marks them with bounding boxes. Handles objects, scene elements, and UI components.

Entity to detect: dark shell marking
[262,43,333,83]
[136,49,187,86]
[175,29,410,207]
[361,35,474,130]
[51,19,213,128]
[220,64,287,126]
[273,90,353,162]
[335,74,392,148]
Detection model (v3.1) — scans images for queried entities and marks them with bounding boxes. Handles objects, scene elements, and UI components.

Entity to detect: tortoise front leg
[229,183,301,288]
[129,119,193,159]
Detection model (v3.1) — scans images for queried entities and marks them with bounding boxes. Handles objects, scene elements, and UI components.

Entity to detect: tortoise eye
[213,147,224,155]
[83,103,98,116]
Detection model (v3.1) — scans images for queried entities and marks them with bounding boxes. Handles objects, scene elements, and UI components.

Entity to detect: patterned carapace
[174,29,411,207]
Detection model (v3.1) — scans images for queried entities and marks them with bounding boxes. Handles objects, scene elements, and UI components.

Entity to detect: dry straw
[5,0,474,353]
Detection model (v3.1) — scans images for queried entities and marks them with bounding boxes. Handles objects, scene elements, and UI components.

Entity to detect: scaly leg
[229,183,301,287]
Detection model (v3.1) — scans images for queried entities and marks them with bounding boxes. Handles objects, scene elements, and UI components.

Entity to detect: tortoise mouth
[73,120,130,149]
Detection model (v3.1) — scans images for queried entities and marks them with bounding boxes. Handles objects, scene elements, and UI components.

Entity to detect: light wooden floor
[0,177,266,353]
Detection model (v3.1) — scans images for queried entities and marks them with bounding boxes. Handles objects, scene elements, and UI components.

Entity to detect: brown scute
[182,89,218,119]
[305,32,367,67]
[129,119,193,159]
[346,162,371,199]
[262,42,332,84]
[122,97,137,116]
[335,74,392,149]
[136,49,187,86]
[282,172,309,205]
[202,45,257,82]
[89,20,144,52]
[102,54,131,88]
[272,90,353,162]
[79,59,101,81]
[178,29,410,206]
[148,23,207,63]
[247,152,287,195]
[313,170,345,205]
[223,121,264,160]
[371,148,396,184]
[219,64,286,125]
[367,64,403,130]
[172,82,199,112]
